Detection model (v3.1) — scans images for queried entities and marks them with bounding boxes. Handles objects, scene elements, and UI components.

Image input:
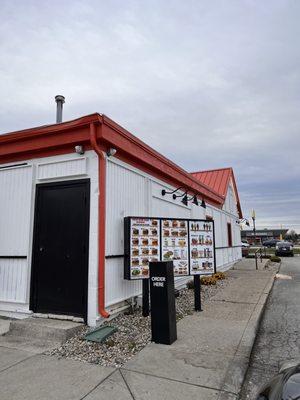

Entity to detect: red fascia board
[0,113,224,205]
[0,114,97,143]
[0,115,97,162]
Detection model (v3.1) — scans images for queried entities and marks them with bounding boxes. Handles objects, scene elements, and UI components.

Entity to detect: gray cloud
[0,0,299,231]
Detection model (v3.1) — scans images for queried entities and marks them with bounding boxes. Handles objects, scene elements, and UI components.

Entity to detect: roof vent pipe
[55,95,65,123]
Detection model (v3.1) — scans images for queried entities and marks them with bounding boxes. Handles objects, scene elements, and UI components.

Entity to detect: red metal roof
[191,168,242,218]
[191,168,232,198]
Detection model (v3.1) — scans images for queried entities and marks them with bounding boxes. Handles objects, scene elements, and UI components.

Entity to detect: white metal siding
[0,259,28,303]
[105,161,148,306]
[37,157,87,180]
[0,165,33,256]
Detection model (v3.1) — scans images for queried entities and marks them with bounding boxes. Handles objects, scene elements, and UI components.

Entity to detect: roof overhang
[0,113,224,207]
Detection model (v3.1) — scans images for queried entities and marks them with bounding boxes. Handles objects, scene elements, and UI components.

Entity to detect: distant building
[241,229,289,245]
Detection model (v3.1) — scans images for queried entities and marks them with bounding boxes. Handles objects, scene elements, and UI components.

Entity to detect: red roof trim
[191,167,233,174]
[0,113,224,206]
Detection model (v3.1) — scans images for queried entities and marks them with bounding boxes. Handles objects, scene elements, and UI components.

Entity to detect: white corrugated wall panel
[213,209,222,248]
[151,182,193,219]
[0,259,28,303]
[105,258,141,306]
[0,166,33,256]
[105,161,148,306]
[106,161,148,255]
[37,158,87,180]
[152,197,191,219]
[221,213,228,248]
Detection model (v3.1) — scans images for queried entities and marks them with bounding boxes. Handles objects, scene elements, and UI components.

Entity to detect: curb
[221,272,277,399]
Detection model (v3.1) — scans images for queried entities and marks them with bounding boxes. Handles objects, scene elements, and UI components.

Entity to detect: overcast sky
[1,0,299,232]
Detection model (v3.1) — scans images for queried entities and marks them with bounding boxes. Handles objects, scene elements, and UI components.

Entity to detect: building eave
[0,113,224,207]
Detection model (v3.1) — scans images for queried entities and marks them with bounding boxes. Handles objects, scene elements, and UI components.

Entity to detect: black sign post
[142,279,150,317]
[149,261,177,345]
[194,275,202,311]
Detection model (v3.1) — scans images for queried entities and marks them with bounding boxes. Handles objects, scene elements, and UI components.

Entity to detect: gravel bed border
[46,276,231,367]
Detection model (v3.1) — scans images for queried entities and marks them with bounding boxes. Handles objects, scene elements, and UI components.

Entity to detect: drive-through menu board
[124,217,216,280]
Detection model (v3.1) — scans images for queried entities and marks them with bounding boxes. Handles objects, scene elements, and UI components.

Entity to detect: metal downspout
[89,122,110,318]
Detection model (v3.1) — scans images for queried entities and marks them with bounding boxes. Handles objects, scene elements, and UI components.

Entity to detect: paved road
[239,256,300,399]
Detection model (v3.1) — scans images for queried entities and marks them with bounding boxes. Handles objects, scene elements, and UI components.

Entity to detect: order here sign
[124,216,216,280]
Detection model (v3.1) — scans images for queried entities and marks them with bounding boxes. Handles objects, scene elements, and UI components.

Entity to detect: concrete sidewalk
[0,259,277,400]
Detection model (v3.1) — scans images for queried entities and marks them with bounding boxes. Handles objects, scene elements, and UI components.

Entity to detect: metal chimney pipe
[55,95,65,123]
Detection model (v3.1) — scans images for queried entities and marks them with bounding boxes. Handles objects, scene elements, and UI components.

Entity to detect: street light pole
[251,209,256,246]
[251,209,259,270]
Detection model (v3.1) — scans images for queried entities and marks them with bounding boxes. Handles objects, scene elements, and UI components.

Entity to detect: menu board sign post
[194,275,202,312]
[124,217,216,280]
[142,279,150,317]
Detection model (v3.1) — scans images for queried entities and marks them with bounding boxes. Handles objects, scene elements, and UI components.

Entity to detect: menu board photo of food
[189,220,215,275]
[161,219,189,277]
[127,217,160,280]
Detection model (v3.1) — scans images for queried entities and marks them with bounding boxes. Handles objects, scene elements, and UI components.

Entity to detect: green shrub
[201,276,217,285]
[213,272,226,280]
[186,280,194,289]
[187,274,223,288]
[270,255,281,263]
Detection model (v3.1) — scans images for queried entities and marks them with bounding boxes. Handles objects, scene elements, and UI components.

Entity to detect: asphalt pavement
[239,256,300,399]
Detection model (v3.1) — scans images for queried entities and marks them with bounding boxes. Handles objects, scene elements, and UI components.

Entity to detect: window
[227,223,232,247]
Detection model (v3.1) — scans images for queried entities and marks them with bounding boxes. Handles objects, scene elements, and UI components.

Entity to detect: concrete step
[0,335,60,354]
[4,317,83,343]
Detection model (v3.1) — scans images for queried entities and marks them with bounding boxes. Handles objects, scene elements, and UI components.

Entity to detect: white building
[0,113,242,326]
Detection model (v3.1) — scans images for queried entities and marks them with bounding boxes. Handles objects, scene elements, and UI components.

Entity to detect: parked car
[262,239,280,248]
[241,241,250,257]
[275,241,294,257]
[256,361,300,399]
[241,240,250,247]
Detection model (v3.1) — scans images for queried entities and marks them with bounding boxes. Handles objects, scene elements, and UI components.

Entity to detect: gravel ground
[46,277,231,367]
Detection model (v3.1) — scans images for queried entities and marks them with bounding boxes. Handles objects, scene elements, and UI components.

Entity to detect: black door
[30,179,90,321]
